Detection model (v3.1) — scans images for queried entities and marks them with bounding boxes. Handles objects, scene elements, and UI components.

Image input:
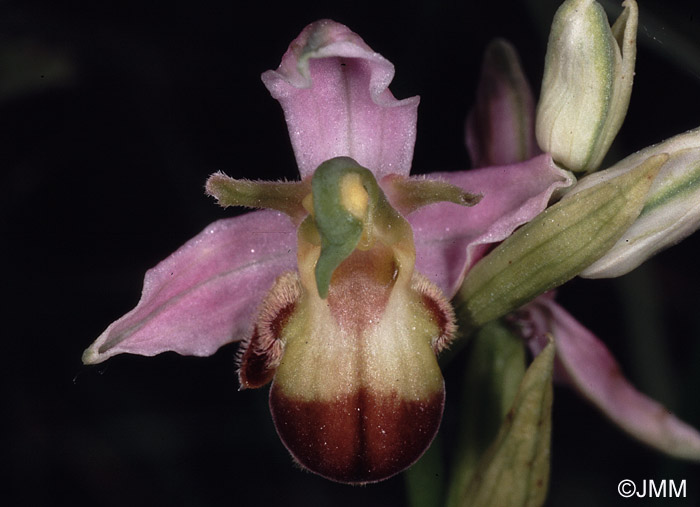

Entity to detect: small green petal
[205,172,309,222]
[383,175,481,216]
[457,341,554,507]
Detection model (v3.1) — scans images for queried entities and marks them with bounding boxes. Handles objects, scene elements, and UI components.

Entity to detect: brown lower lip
[269,383,445,484]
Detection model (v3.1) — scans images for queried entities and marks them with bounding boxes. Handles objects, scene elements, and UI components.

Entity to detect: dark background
[4,0,700,505]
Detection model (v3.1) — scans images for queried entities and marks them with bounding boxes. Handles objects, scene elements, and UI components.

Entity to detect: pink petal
[466,39,539,167]
[83,210,297,364]
[522,297,700,460]
[408,154,573,297]
[262,19,419,180]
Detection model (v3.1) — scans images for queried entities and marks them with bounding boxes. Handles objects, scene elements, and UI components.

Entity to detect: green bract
[457,340,554,507]
[447,321,527,507]
[457,153,666,329]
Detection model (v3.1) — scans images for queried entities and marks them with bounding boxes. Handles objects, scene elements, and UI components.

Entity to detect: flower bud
[536,0,638,173]
[466,38,538,167]
[576,128,700,277]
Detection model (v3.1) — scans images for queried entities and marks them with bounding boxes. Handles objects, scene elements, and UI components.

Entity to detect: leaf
[405,434,446,507]
[446,320,527,507]
[458,341,554,507]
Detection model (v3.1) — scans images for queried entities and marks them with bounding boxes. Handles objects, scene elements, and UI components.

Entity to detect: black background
[4,0,700,505]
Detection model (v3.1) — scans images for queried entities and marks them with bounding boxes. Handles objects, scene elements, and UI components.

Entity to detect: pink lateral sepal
[520,296,700,460]
[82,210,297,364]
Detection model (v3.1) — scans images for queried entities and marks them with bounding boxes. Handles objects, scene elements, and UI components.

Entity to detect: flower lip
[264,260,455,483]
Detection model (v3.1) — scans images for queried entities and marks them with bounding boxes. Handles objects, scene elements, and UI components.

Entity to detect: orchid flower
[82,0,700,496]
[82,19,572,484]
[462,0,700,469]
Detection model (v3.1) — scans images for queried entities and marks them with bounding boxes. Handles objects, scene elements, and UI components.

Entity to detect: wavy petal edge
[261,19,419,180]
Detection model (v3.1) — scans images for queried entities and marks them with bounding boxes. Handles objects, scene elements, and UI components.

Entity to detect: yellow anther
[340,173,369,220]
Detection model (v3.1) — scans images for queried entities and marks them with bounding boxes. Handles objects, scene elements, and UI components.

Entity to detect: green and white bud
[536,0,638,173]
[576,128,700,278]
